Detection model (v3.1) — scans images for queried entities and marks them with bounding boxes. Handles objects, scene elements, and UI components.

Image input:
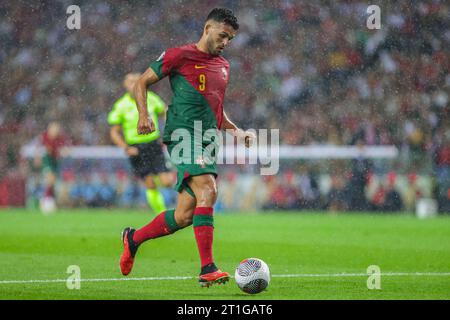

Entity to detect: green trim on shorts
[182,183,196,198]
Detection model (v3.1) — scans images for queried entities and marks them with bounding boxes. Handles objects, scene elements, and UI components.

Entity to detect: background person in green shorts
[108,73,173,213]
[35,121,70,213]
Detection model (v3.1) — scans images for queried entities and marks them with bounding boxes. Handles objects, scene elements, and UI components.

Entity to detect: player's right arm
[134,67,160,135]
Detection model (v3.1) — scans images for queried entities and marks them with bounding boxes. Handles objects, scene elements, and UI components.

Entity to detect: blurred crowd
[260,164,429,213]
[1,0,449,210]
[24,161,432,212]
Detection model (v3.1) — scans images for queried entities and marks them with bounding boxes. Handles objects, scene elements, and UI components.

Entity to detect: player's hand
[126,146,139,156]
[138,115,155,135]
[236,129,256,148]
[244,131,256,148]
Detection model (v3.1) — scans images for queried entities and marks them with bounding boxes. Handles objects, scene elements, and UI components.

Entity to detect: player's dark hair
[206,8,239,30]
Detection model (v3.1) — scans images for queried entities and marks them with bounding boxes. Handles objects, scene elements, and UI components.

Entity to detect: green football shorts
[166,140,218,198]
[42,154,59,174]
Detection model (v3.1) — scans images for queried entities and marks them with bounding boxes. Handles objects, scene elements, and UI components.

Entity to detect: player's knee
[196,182,218,206]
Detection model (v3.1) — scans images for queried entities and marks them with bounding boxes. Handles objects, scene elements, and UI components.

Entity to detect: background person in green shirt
[108,73,173,213]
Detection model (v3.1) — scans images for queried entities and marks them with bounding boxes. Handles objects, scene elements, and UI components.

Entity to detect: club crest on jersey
[221,67,227,80]
[195,155,206,168]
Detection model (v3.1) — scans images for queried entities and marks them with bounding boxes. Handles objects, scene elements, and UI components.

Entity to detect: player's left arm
[222,110,256,148]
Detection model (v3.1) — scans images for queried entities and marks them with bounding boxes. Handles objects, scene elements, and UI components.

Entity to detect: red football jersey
[150,44,230,142]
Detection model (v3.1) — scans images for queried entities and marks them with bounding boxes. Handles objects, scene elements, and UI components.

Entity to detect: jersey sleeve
[107,99,124,125]
[149,48,183,79]
[147,91,166,115]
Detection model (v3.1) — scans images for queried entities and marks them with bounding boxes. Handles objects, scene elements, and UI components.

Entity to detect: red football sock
[132,209,180,245]
[193,207,215,268]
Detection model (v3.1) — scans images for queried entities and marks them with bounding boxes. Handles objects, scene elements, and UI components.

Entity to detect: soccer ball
[235,258,270,294]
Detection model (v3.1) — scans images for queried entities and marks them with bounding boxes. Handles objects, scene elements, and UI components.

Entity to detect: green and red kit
[149,44,230,196]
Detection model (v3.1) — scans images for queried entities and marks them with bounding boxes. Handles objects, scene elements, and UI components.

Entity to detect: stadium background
[1,0,450,301]
[0,0,449,214]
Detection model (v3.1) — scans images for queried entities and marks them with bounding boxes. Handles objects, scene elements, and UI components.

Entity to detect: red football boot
[199,269,230,287]
[120,227,139,276]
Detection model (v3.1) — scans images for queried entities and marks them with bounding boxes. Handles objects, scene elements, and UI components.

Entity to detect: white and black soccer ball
[235,258,270,294]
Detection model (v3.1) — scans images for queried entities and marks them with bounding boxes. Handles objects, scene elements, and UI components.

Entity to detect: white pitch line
[0,272,449,285]
[272,272,450,278]
[0,276,195,284]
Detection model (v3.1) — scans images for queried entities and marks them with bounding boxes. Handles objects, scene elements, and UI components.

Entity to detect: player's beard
[207,37,220,56]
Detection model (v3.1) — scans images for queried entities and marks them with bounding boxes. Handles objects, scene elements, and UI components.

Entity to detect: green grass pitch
[0,209,449,300]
